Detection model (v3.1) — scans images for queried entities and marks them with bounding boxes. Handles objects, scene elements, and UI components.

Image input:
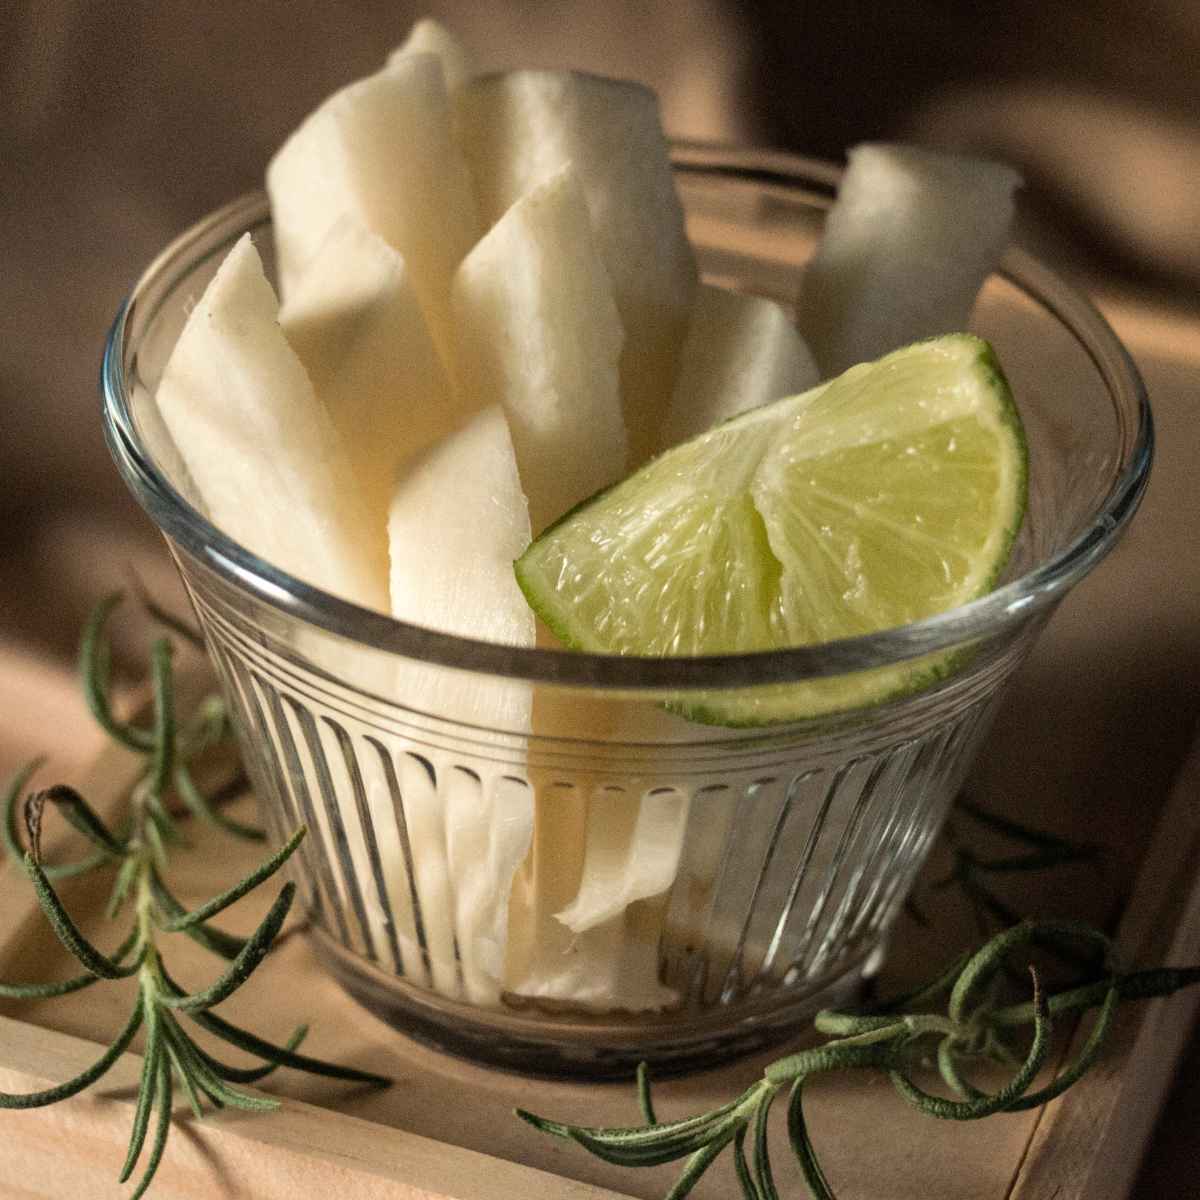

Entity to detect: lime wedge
[515,333,1028,725]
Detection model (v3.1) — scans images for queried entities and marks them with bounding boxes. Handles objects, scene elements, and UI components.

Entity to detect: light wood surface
[0,713,1197,1199]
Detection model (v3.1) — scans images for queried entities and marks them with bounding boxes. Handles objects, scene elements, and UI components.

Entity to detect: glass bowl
[100,147,1152,1077]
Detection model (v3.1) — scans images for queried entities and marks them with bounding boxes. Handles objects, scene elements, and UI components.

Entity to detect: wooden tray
[0,683,1198,1200]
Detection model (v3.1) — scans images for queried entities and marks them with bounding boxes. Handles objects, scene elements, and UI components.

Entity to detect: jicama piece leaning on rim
[658,283,820,452]
[799,142,1022,376]
[267,51,481,366]
[152,234,387,611]
[150,234,403,972]
[280,217,460,577]
[457,68,697,466]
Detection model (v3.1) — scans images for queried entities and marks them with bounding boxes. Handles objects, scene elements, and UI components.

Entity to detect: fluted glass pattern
[101,153,1151,1074]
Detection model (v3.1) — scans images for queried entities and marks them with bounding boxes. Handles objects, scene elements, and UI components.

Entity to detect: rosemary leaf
[128,1051,174,1200]
[764,1041,896,1086]
[159,1015,225,1112]
[637,1061,657,1126]
[786,1079,836,1200]
[752,1087,779,1200]
[194,1024,309,1084]
[663,1126,738,1200]
[161,825,305,933]
[163,1030,205,1120]
[733,1126,762,1200]
[148,870,247,960]
[148,639,176,798]
[119,1004,162,1182]
[175,762,265,841]
[160,1015,277,1112]
[144,816,169,870]
[2,766,111,879]
[937,1036,977,1100]
[181,1000,390,1086]
[106,855,141,920]
[80,595,154,752]
[35,784,127,858]
[24,855,143,980]
[991,966,1200,1026]
[2,758,44,866]
[179,695,231,757]
[128,573,205,650]
[519,1093,748,1151]
[1003,981,1120,1110]
[160,882,295,1012]
[0,972,101,1000]
[948,921,1114,1025]
[0,926,139,999]
[0,996,143,1109]
[565,1116,745,1169]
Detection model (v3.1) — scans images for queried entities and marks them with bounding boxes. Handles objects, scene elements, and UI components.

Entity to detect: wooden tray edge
[1011,719,1200,1199]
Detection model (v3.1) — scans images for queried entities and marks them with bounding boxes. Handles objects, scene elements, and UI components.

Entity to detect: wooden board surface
[0,709,1197,1200]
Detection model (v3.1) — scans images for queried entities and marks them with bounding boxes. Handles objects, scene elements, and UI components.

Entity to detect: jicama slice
[555,788,690,933]
[154,233,386,610]
[503,781,679,1012]
[267,52,481,363]
[799,142,1022,375]
[131,380,203,512]
[504,700,720,1011]
[387,405,535,1003]
[458,69,696,465]
[388,17,473,93]
[388,404,535,728]
[280,218,459,576]
[506,902,679,1013]
[451,164,627,533]
[443,768,533,1005]
[659,284,819,451]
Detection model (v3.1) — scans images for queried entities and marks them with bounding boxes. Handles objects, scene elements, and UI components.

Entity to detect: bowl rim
[100,145,1154,692]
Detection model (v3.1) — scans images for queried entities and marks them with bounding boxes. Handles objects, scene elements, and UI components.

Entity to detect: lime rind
[515,333,1028,726]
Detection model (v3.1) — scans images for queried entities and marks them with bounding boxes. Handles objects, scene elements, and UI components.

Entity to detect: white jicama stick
[506,903,679,1013]
[452,164,627,533]
[799,142,1022,376]
[279,218,460,579]
[388,405,536,1003]
[555,789,690,933]
[388,404,534,727]
[267,52,480,365]
[153,233,386,610]
[458,69,697,466]
[131,380,203,512]
[659,284,820,452]
[505,700,723,1011]
[443,769,533,1005]
[388,17,473,93]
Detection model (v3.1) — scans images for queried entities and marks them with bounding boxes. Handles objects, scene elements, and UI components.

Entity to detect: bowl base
[308,926,885,1080]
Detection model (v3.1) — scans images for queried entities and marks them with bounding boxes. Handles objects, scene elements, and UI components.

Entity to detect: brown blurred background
[2,1,1198,670]
[1,2,1198,1190]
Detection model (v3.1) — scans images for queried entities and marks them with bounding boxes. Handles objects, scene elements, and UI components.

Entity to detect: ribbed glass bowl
[101,147,1152,1077]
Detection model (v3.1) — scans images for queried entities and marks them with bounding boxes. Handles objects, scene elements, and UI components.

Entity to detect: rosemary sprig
[519,920,1200,1199]
[0,595,389,1198]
